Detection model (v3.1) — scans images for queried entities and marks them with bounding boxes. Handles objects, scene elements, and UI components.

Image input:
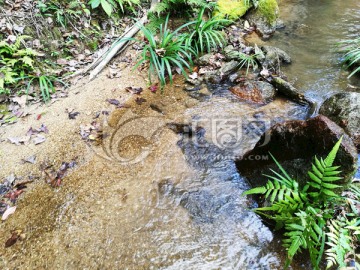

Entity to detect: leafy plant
[88,0,139,16]
[338,36,360,78]
[37,0,90,28]
[25,75,67,103]
[152,0,211,16]
[0,36,66,102]
[134,15,195,89]
[244,137,360,269]
[183,8,230,56]
[0,36,37,93]
[226,51,258,74]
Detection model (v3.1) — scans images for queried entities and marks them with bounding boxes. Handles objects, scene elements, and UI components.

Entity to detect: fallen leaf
[13,24,24,34]
[106,99,120,106]
[68,111,80,119]
[5,230,22,248]
[148,84,158,93]
[8,136,31,145]
[57,58,68,65]
[33,135,46,145]
[135,97,146,105]
[11,96,27,108]
[68,60,78,67]
[125,87,143,95]
[4,190,24,202]
[39,124,49,134]
[189,72,198,80]
[22,155,36,164]
[2,206,16,221]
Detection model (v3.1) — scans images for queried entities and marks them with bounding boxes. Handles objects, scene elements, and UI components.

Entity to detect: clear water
[0,1,359,269]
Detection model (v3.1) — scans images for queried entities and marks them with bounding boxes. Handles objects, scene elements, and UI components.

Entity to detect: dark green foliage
[152,0,212,16]
[134,15,195,89]
[146,12,167,34]
[243,137,360,269]
[25,75,67,103]
[338,36,360,78]
[88,0,139,16]
[0,36,37,94]
[37,0,91,28]
[0,35,66,102]
[182,8,230,55]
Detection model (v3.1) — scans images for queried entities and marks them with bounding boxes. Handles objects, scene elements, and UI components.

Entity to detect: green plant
[0,36,37,93]
[25,75,67,103]
[227,51,258,74]
[88,0,139,16]
[152,0,211,16]
[0,36,66,102]
[338,37,360,78]
[134,15,195,89]
[244,137,360,269]
[37,0,90,28]
[183,8,229,56]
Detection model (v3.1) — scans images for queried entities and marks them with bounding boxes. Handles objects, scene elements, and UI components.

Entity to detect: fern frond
[325,219,352,269]
[308,138,343,200]
[13,35,31,50]
[324,137,343,166]
[283,207,325,269]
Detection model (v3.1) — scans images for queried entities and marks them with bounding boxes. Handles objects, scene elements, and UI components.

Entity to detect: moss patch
[213,0,251,20]
[258,0,279,24]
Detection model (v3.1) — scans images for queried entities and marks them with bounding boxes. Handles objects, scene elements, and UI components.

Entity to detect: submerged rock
[236,115,358,186]
[229,80,276,104]
[319,92,360,149]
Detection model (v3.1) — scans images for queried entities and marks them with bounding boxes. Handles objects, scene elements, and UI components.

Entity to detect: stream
[1,0,359,269]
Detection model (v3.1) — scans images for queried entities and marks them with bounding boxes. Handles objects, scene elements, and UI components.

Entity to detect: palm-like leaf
[307,137,343,199]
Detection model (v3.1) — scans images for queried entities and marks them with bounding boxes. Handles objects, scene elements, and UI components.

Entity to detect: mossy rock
[257,0,279,25]
[213,0,251,20]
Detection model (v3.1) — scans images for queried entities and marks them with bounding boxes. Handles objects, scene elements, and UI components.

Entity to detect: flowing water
[1,0,359,269]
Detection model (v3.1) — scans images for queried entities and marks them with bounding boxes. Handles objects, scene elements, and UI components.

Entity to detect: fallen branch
[88,15,147,81]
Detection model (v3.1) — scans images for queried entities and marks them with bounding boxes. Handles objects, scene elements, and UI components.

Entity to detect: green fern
[326,218,352,269]
[307,137,343,200]
[146,12,166,34]
[242,137,357,269]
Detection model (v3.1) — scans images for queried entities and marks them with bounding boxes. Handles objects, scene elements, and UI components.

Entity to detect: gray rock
[245,8,277,38]
[262,45,291,64]
[204,61,240,83]
[236,115,358,186]
[260,45,291,72]
[219,60,240,76]
[195,53,214,66]
[319,92,360,149]
[204,70,222,84]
